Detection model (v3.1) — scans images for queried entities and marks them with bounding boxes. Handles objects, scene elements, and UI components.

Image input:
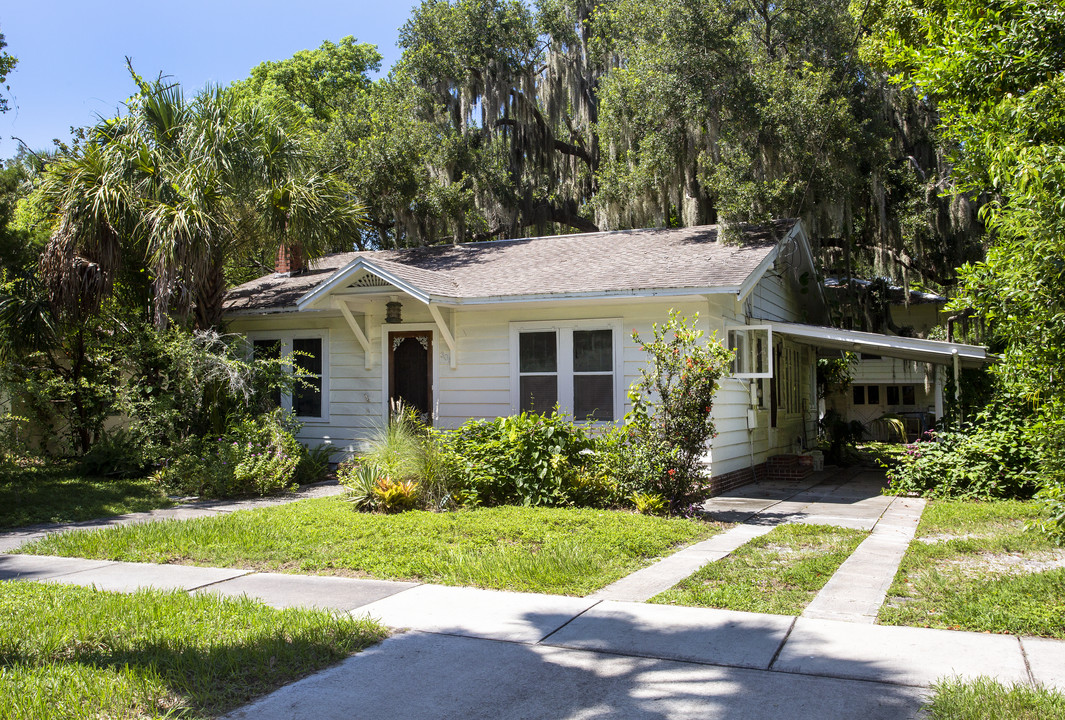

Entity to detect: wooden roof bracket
[334,298,373,370]
[428,304,458,369]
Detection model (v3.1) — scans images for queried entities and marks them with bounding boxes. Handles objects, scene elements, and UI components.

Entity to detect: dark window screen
[574,375,613,420]
[253,339,282,408]
[867,385,880,404]
[520,375,557,414]
[520,332,557,372]
[573,330,612,371]
[293,338,323,417]
[902,385,916,405]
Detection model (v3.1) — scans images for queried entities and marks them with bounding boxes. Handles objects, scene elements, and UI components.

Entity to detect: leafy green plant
[76,429,150,479]
[294,441,339,486]
[886,411,1040,500]
[372,477,421,513]
[446,411,594,507]
[632,491,667,516]
[626,311,732,514]
[151,409,300,498]
[0,412,28,464]
[340,461,385,510]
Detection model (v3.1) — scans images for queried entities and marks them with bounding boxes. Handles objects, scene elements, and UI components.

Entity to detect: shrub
[339,461,385,511]
[294,442,339,486]
[886,413,1040,500]
[446,411,594,507]
[152,410,300,498]
[627,311,732,514]
[77,429,150,479]
[0,413,29,465]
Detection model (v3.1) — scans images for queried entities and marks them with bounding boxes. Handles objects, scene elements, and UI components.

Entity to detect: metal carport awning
[765,321,991,368]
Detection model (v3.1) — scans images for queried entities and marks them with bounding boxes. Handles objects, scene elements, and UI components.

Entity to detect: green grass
[649,523,868,614]
[0,581,387,720]
[879,499,1065,637]
[18,499,720,595]
[924,677,1065,720]
[0,461,172,530]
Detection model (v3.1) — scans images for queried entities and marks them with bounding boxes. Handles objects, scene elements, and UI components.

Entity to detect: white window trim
[509,319,624,423]
[244,330,331,423]
[726,324,774,379]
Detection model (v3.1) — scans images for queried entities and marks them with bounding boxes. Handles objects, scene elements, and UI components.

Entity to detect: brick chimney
[275,243,304,275]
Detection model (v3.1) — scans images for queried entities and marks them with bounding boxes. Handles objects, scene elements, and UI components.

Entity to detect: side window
[292,338,323,418]
[252,339,282,408]
[519,331,558,414]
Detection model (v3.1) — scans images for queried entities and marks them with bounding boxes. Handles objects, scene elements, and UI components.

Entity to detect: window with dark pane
[886,386,900,405]
[902,385,916,405]
[853,385,865,405]
[573,330,612,371]
[292,338,323,417]
[520,375,558,414]
[519,331,557,413]
[867,385,880,404]
[519,332,557,372]
[575,375,613,420]
[253,339,282,408]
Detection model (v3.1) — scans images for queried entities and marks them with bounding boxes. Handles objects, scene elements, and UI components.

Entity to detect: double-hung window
[248,332,329,421]
[512,321,621,422]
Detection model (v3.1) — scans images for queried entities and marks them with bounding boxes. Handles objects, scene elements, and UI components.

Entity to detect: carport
[765,321,991,421]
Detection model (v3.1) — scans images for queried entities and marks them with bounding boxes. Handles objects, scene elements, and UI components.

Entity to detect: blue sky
[0,1,417,158]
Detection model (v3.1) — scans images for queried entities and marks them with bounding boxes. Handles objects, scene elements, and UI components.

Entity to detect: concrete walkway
[2,552,1064,719]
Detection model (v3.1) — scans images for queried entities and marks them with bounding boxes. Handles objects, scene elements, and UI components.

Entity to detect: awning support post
[952,349,961,428]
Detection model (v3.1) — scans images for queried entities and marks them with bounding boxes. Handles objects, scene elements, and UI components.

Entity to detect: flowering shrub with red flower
[626,311,732,514]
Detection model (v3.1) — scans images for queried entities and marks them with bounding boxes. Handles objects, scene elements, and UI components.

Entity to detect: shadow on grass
[0,463,171,530]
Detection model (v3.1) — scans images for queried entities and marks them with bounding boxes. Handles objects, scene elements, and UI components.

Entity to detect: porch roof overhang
[766,321,991,368]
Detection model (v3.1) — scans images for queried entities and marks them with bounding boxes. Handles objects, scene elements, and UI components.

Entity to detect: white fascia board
[736,245,781,303]
[296,258,431,311]
[432,285,742,307]
[768,321,990,367]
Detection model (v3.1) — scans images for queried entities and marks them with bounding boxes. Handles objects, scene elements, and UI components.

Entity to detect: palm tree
[41,68,365,330]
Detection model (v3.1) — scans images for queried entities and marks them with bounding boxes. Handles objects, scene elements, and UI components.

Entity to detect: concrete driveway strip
[774,617,1030,687]
[352,584,600,643]
[0,553,114,581]
[223,631,927,720]
[802,496,926,623]
[542,601,795,670]
[1021,636,1065,691]
[196,572,419,611]
[589,523,779,602]
[41,560,251,593]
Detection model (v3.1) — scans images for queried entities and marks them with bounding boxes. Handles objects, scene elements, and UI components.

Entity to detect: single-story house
[223,219,989,492]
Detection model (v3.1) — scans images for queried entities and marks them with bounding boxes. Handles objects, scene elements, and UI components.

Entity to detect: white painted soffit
[767,321,991,368]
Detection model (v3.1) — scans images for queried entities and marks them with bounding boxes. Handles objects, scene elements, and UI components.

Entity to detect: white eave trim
[737,245,781,303]
[767,321,991,368]
[296,258,432,311]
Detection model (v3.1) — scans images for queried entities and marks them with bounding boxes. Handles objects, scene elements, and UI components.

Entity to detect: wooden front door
[388,331,433,422]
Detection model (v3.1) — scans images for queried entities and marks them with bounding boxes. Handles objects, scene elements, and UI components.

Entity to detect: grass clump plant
[651,523,868,614]
[879,499,1065,637]
[0,581,387,720]
[923,677,1065,720]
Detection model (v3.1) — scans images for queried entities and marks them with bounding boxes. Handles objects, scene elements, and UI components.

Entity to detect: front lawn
[649,523,868,614]
[879,500,1065,637]
[18,499,721,595]
[0,461,172,530]
[0,581,387,720]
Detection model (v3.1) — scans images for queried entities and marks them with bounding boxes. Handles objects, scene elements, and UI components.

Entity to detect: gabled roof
[224,220,803,314]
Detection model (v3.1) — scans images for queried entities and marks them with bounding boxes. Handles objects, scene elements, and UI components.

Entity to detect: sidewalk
[3,469,1064,719]
[2,552,1063,719]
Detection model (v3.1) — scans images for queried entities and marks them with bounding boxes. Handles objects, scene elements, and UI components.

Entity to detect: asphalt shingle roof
[224,220,795,313]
